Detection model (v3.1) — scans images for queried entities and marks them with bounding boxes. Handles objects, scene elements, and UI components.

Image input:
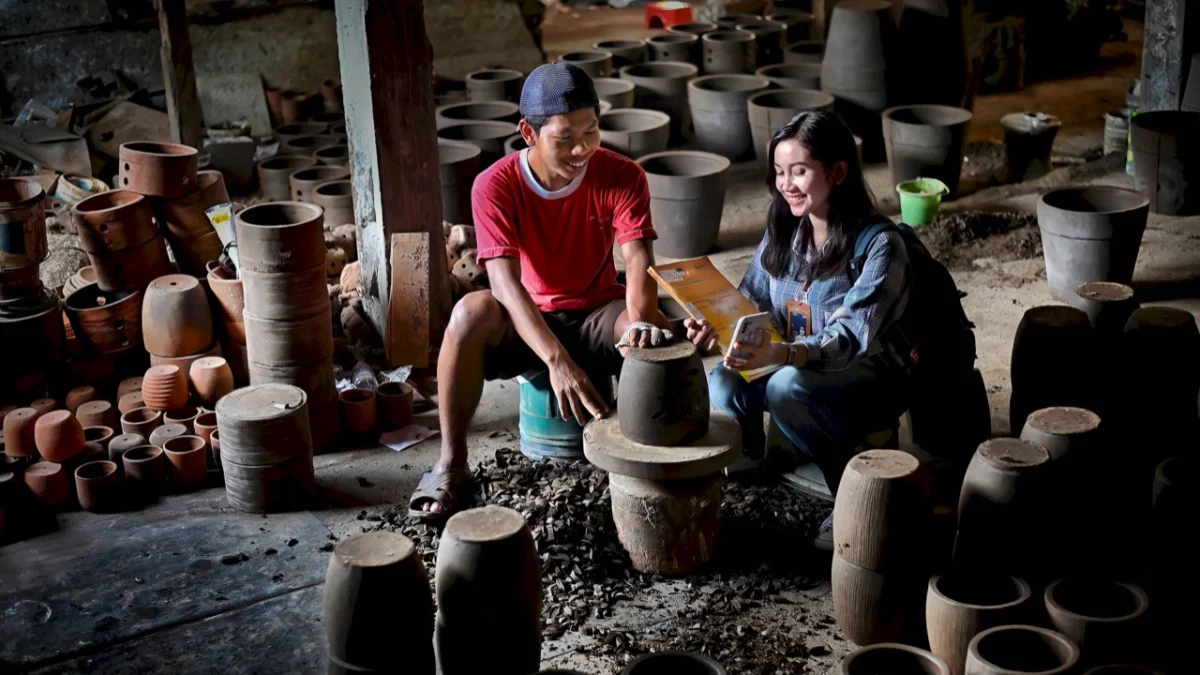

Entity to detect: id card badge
[787,299,811,339]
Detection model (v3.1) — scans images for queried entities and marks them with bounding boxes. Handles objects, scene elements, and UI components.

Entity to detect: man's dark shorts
[484,298,625,384]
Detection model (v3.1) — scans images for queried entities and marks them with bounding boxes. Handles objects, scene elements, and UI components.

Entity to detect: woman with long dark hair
[685,110,913,549]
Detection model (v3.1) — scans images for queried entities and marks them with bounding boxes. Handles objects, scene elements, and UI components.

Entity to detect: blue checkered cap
[519,62,599,118]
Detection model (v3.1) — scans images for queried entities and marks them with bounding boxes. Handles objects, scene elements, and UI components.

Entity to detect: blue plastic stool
[518,370,584,460]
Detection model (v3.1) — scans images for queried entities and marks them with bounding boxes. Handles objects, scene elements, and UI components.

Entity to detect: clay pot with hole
[313,180,354,228]
[669,22,718,41]
[737,20,787,68]
[83,234,172,293]
[965,625,1079,675]
[559,50,613,79]
[190,356,234,406]
[620,62,699,144]
[118,377,144,399]
[1044,579,1149,666]
[435,101,520,129]
[1009,305,1095,434]
[647,33,700,68]
[688,75,772,160]
[83,425,115,455]
[926,574,1032,675]
[257,155,318,202]
[24,462,70,506]
[313,144,349,167]
[121,407,163,437]
[437,121,518,170]
[108,432,145,467]
[841,644,949,675]
[701,30,755,75]
[71,190,158,256]
[149,423,188,449]
[833,449,930,571]
[593,78,636,110]
[595,39,646,69]
[118,392,145,414]
[65,285,144,356]
[122,445,166,502]
[0,178,48,271]
[339,388,377,435]
[34,410,85,463]
[159,170,229,240]
[637,150,731,258]
[327,247,347,278]
[164,435,208,486]
[376,381,414,430]
[623,652,728,675]
[465,68,524,102]
[617,341,709,445]
[439,139,482,225]
[142,274,215,358]
[164,407,201,434]
[118,142,199,198]
[235,202,327,274]
[289,166,351,204]
[142,365,190,412]
[3,407,39,457]
[598,109,671,159]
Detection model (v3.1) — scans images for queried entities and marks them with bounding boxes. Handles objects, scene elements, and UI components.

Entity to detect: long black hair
[760,110,877,281]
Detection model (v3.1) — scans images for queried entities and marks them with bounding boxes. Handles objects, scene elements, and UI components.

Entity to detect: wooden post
[1141,0,1198,111]
[156,0,203,149]
[334,0,449,368]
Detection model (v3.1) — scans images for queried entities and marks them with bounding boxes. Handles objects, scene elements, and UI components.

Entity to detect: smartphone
[726,312,772,361]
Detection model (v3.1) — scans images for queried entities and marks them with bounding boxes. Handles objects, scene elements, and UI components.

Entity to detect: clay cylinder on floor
[248,357,337,410]
[235,202,326,274]
[785,40,825,65]
[748,89,836,170]
[882,105,973,198]
[1074,282,1137,338]
[375,381,414,430]
[439,139,482,226]
[841,644,950,675]
[964,625,1079,675]
[313,145,349,167]
[610,472,721,577]
[324,532,435,674]
[141,274,215,358]
[833,449,929,571]
[118,142,199,198]
[466,68,524,103]
[222,456,316,513]
[435,506,542,675]
[688,75,772,160]
[1044,578,1149,668]
[926,574,1032,675]
[617,341,709,446]
[619,62,698,144]
[257,155,318,202]
[1008,305,1094,434]
[832,551,924,646]
[0,178,48,271]
[1002,113,1061,183]
[647,33,700,68]
[558,51,613,79]
[702,30,755,75]
[289,165,350,204]
[216,384,315,512]
[637,150,730,259]
[598,109,671,159]
[1131,111,1200,216]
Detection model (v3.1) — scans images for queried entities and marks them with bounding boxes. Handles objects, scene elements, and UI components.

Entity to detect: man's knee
[708,365,745,411]
[765,367,811,410]
[447,291,506,343]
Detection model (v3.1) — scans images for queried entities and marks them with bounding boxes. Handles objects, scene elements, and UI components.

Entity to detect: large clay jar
[748,89,835,171]
[1074,282,1137,338]
[434,101,520,130]
[75,460,122,513]
[465,68,524,103]
[190,356,235,406]
[964,625,1079,675]
[617,341,709,446]
[436,121,517,170]
[375,381,414,430]
[121,407,163,437]
[841,644,949,675]
[34,410,85,463]
[558,51,613,79]
[897,0,970,108]
[598,109,671,159]
[435,506,542,675]
[954,439,1052,582]
[624,652,728,675]
[439,139,483,225]
[118,142,199,198]
[1044,579,1149,667]
[619,62,699,145]
[832,552,923,646]
[325,532,435,674]
[257,155,318,202]
[108,432,146,467]
[688,75,772,160]
[1036,187,1150,306]
[637,151,730,259]
[3,407,40,457]
[926,574,1032,675]
[76,400,118,429]
[142,274,215,358]
[313,180,354,228]
[24,461,70,506]
[1130,110,1200,216]
[142,364,190,412]
[0,178,48,271]
[164,435,208,487]
[833,449,928,570]
[65,285,144,356]
[821,0,898,159]
[701,30,755,75]
[882,105,973,198]
[1008,305,1094,435]
[235,202,326,274]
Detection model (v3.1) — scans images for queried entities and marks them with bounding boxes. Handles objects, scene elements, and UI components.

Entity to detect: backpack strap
[848,219,898,281]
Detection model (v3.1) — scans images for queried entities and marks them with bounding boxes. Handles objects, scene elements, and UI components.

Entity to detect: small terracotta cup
[83,426,115,454]
[164,406,200,434]
[190,356,235,407]
[24,462,70,506]
[339,388,378,434]
[117,376,144,399]
[376,381,414,430]
[122,445,167,501]
[34,410,86,463]
[121,407,163,436]
[3,407,40,457]
[210,429,222,469]
[76,400,118,429]
[65,386,99,413]
[194,411,218,455]
[164,436,208,487]
[75,460,122,512]
[149,423,189,449]
[108,433,146,467]
[29,398,57,415]
[118,392,146,414]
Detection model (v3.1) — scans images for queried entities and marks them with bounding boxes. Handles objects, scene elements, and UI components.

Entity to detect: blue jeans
[709,362,909,495]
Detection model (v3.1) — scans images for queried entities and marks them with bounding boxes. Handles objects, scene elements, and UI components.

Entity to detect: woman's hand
[685,318,719,353]
[723,340,791,372]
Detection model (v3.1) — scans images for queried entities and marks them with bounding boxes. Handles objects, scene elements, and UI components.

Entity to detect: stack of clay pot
[236,202,339,451]
[206,260,248,385]
[157,169,231,276]
[435,506,543,675]
[216,383,316,512]
[1008,305,1095,434]
[925,573,1032,675]
[1,178,65,400]
[820,0,898,159]
[142,274,221,381]
[831,449,930,645]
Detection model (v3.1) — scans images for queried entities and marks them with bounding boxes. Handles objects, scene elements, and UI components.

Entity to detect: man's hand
[723,341,791,372]
[684,318,719,353]
[617,321,673,350]
[548,354,609,426]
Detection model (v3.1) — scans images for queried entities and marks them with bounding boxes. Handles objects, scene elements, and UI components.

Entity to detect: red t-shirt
[472,147,656,312]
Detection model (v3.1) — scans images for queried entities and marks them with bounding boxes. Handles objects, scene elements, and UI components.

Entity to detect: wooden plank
[85,101,170,157]
[196,73,273,137]
[157,0,203,148]
[388,232,432,368]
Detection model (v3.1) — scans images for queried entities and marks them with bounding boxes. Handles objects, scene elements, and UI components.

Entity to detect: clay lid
[846,449,920,479]
[216,383,307,422]
[1024,305,1088,328]
[148,274,201,295]
[5,407,38,423]
[1076,281,1133,302]
[1025,407,1101,436]
[335,532,417,568]
[445,506,526,544]
[623,339,697,363]
[584,412,741,480]
[1129,306,1194,329]
[977,438,1050,469]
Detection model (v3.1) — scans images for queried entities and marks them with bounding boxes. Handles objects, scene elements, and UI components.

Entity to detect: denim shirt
[738,219,912,372]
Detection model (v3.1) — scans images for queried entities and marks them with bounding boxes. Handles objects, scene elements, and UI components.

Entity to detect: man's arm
[620,238,663,328]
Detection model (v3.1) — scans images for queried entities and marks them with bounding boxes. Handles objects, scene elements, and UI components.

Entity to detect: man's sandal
[407,469,469,523]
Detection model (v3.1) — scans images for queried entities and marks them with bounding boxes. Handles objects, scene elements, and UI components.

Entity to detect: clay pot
[164,406,201,434]
[313,144,349,167]
[3,407,40,457]
[598,109,671,159]
[75,460,122,512]
[321,79,343,112]
[832,552,923,646]
[926,574,1032,675]
[688,75,772,160]
[62,265,98,298]
[118,142,199,198]
[1002,113,1062,182]
[833,449,928,570]
[376,381,414,430]
[327,247,347,279]
[821,0,898,158]
[595,39,646,69]
[23,462,70,506]
[121,407,163,437]
[118,392,145,414]
[593,77,636,110]
[149,422,189,450]
[964,625,1079,675]
[737,20,787,68]
[222,455,316,513]
[275,122,329,144]
[769,7,815,43]
[1115,307,1200,459]
[122,445,167,499]
[616,341,709,445]
[117,376,144,398]
[465,68,524,103]
[0,178,48,271]
[142,364,190,412]
[281,134,336,155]
[748,88,836,170]
[324,532,435,673]
[701,30,756,75]
[206,260,245,323]
[190,356,234,406]
[1036,187,1150,306]
[289,165,351,204]
[624,652,728,675]
[235,202,327,274]
[34,410,85,463]
[434,506,542,675]
[1008,305,1094,434]
[159,170,229,240]
[71,190,158,256]
[647,33,700,68]
[164,435,208,486]
[437,121,517,170]
[841,644,949,675]
[439,138,483,225]
[1019,407,1101,465]
[668,22,718,41]
[559,51,613,79]
[64,285,144,355]
[1074,282,1137,337]
[637,151,730,258]
[313,180,354,228]
[215,384,313,467]
[194,411,218,452]
[785,40,825,64]
[755,63,823,90]
[883,105,973,198]
[142,274,215,358]
[30,398,57,415]
[257,155,318,202]
[339,388,377,435]
[1131,110,1200,216]
[83,233,173,293]
[210,429,222,468]
[245,309,335,366]
[1044,578,1149,666]
[241,264,329,322]
[717,13,762,29]
[435,101,520,130]
[620,62,698,144]
[83,425,115,454]
[0,264,44,302]
[108,432,146,466]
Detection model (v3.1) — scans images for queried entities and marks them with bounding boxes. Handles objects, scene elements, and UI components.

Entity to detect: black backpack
[850,220,991,466]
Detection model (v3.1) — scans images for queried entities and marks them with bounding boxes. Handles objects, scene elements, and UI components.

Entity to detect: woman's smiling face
[773,138,843,219]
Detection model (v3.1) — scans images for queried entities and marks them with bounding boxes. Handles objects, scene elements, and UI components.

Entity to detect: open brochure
[650,257,784,382]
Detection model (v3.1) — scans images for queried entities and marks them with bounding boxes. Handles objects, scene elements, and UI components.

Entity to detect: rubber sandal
[408,469,468,522]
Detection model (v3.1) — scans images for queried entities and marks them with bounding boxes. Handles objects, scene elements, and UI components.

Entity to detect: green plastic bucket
[896,177,949,226]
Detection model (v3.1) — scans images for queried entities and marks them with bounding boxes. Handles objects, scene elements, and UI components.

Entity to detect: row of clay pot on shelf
[254,157,354,226]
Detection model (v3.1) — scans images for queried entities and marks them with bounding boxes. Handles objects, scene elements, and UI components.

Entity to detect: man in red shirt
[410,62,671,519]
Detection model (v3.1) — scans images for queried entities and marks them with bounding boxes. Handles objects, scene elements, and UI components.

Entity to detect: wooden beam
[156,0,203,148]
[334,0,450,368]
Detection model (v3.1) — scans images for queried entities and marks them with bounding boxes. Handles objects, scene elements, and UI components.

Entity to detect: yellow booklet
[650,256,784,382]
